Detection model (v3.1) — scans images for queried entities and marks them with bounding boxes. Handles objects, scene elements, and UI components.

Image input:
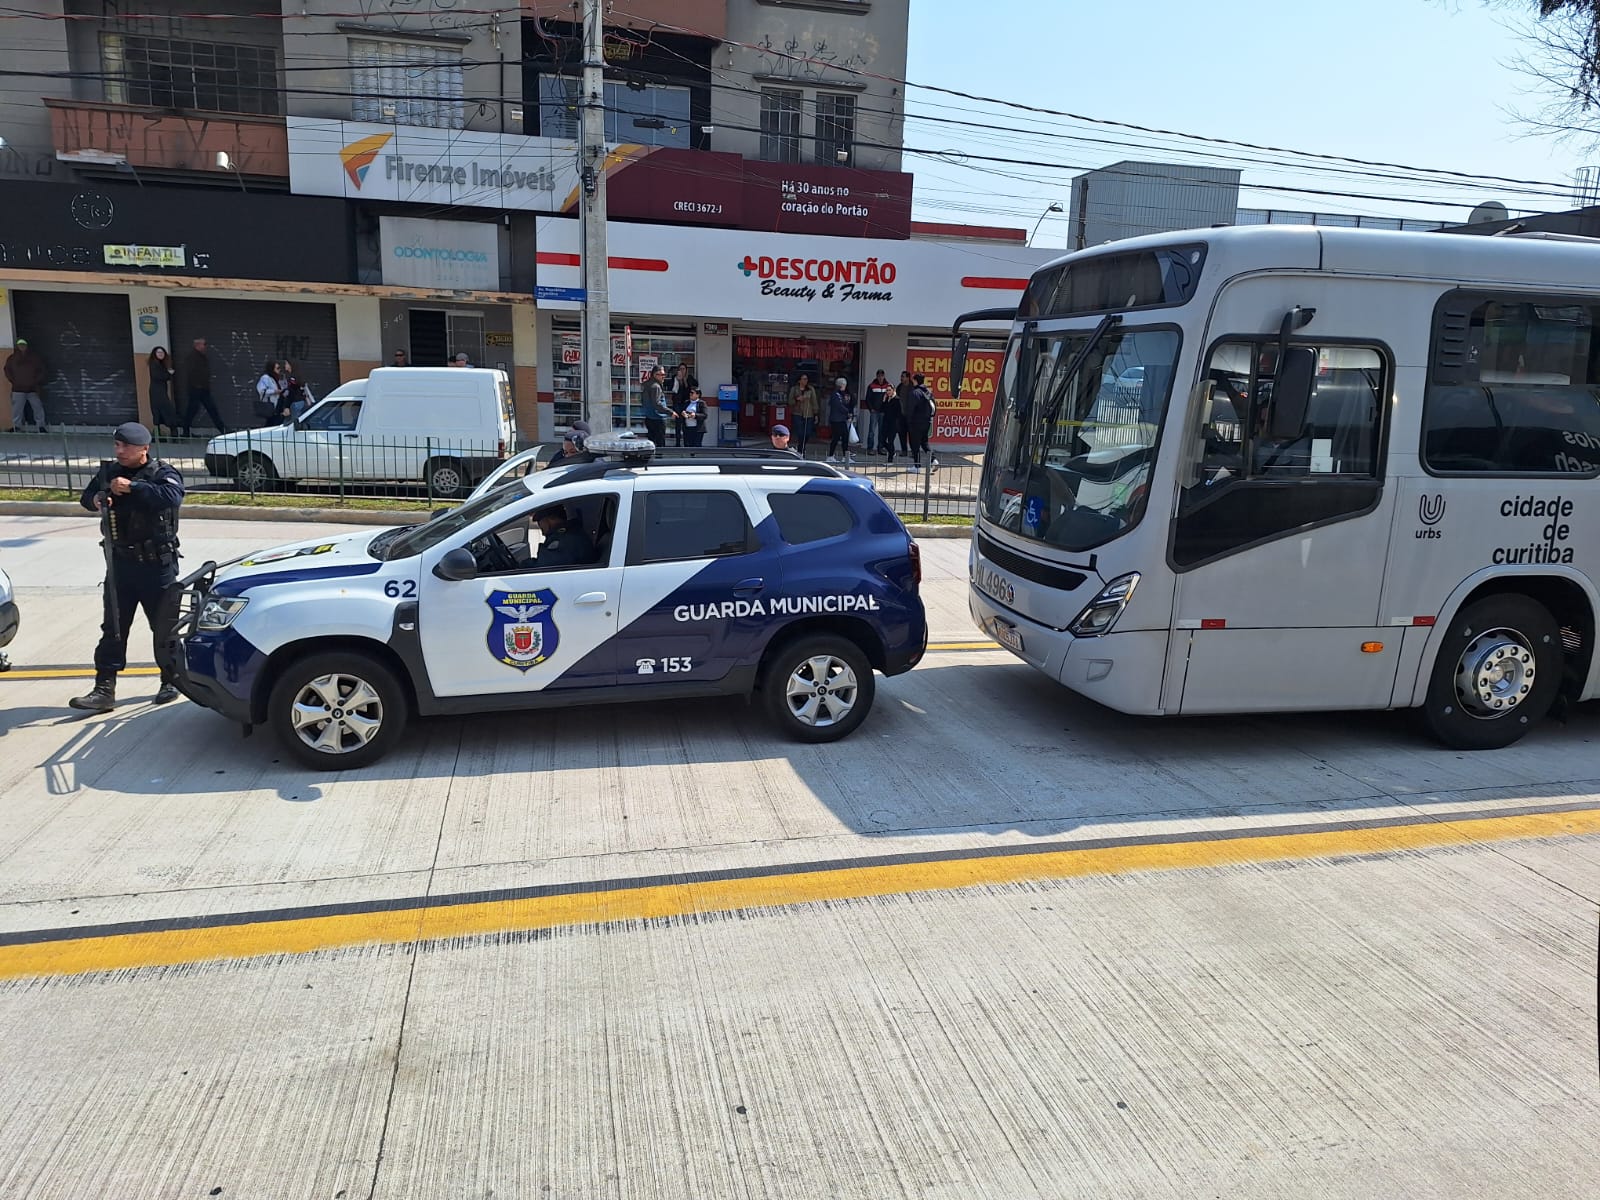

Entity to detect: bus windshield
[979,326,1180,551]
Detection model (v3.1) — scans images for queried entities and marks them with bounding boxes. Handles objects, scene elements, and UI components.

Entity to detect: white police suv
[169,437,928,769]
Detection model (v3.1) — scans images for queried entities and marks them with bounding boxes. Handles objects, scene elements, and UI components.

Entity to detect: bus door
[1164,330,1401,713]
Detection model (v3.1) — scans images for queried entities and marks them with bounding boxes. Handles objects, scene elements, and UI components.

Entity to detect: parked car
[0,563,16,670]
[170,437,928,769]
[203,367,515,498]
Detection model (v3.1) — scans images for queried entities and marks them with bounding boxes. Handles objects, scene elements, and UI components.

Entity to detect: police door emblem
[486,589,560,671]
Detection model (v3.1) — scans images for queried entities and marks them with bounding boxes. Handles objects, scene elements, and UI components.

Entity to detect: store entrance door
[732,333,861,447]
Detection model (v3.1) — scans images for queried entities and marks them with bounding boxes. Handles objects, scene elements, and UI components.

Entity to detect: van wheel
[268,651,408,770]
[1422,595,1562,750]
[426,458,466,499]
[234,452,278,492]
[762,635,875,743]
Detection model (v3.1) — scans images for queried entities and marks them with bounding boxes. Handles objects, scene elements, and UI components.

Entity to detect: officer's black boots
[69,672,116,713]
[153,677,179,705]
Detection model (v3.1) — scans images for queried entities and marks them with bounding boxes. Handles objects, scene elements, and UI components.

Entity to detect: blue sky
[905,0,1590,241]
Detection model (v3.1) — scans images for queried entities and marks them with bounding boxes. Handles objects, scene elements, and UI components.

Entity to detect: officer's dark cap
[114,422,152,446]
[534,503,568,523]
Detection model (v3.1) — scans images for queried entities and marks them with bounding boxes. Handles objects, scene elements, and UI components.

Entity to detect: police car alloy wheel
[1422,594,1562,751]
[763,635,875,742]
[268,651,408,769]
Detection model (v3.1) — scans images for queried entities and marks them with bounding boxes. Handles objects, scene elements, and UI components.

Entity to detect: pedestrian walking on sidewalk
[826,377,858,464]
[5,337,49,433]
[69,422,185,713]
[147,347,180,436]
[786,373,819,457]
[905,373,938,473]
[182,337,227,436]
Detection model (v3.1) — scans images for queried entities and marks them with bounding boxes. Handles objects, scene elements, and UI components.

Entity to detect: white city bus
[955,225,1598,749]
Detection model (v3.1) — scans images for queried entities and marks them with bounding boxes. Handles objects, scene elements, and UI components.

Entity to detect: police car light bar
[585,431,656,463]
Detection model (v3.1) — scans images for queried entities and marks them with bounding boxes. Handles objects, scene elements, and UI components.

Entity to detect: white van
[204,367,515,498]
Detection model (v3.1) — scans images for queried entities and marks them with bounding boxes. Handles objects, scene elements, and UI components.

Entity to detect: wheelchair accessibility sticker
[487,588,560,671]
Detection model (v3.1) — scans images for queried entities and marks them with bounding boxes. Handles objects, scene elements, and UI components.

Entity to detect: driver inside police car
[530,503,595,568]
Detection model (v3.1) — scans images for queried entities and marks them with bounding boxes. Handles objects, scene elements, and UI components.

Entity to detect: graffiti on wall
[753,33,871,82]
[353,0,483,35]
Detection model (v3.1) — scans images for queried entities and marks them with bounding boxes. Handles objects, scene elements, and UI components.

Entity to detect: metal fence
[0,427,981,521]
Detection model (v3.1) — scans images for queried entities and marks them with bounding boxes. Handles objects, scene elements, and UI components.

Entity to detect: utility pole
[579,0,612,433]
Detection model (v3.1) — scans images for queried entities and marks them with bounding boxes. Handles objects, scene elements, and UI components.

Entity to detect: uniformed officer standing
[531,504,595,568]
[69,422,185,712]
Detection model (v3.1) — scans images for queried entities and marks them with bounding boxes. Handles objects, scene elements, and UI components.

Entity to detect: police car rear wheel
[269,652,407,769]
[763,635,875,742]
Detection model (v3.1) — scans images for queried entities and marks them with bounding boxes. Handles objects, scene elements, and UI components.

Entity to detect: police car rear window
[768,492,853,544]
[631,491,753,563]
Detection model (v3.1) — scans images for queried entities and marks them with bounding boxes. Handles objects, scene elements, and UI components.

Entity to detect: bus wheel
[1422,595,1562,750]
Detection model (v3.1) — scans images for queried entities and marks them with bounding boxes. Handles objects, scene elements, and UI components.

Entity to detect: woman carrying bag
[255,360,286,425]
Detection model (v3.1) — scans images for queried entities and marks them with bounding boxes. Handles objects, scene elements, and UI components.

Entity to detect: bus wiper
[1011,313,1121,474]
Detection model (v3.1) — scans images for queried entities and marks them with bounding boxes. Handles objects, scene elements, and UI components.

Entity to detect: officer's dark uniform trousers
[79,460,185,678]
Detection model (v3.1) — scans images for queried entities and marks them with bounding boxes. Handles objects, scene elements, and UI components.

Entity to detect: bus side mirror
[950,332,971,399]
[1268,347,1316,440]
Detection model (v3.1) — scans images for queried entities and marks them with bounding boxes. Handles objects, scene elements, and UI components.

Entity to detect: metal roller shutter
[167,298,340,430]
[9,290,137,427]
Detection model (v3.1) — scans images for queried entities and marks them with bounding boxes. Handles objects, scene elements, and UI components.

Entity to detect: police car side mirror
[433,548,479,581]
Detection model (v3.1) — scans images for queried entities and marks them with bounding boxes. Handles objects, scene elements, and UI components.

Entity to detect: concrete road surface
[0,514,1596,1199]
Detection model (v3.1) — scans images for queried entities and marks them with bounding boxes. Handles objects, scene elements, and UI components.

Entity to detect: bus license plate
[991,618,1024,653]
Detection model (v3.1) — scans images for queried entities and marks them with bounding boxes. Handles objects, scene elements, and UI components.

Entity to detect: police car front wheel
[269,651,408,769]
[763,635,875,743]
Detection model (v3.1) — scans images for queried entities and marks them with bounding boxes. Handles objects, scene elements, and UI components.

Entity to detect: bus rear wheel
[1422,595,1562,750]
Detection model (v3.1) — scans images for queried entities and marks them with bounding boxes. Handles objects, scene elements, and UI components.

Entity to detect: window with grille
[100,33,279,116]
[814,93,855,166]
[760,88,803,163]
[349,38,465,130]
[537,76,691,147]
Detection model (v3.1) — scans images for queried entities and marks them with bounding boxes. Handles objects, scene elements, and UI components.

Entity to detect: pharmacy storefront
[533,219,1057,447]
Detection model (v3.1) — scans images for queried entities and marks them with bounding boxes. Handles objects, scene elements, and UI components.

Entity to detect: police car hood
[213,528,386,590]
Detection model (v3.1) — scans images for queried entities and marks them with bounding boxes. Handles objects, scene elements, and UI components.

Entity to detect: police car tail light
[909,540,922,589]
[1068,573,1140,637]
[197,596,249,631]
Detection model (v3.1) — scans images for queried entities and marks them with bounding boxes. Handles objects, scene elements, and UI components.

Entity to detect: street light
[216,150,247,193]
[1029,201,1064,245]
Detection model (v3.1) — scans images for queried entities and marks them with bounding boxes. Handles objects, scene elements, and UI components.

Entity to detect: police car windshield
[377,482,532,560]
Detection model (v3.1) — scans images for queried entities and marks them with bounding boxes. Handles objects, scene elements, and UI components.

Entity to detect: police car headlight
[198,596,249,631]
[1068,573,1140,637]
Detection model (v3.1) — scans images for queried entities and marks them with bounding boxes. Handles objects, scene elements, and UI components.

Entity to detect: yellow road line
[3,806,1596,982]
[927,640,999,651]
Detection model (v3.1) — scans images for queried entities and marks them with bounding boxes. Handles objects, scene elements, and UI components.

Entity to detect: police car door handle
[733,577,765,596]
[576,591,607,605]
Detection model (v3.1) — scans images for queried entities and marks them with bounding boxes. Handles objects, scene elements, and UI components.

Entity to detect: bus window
[1174,340,1387,568]
[979,327,1181,552]
[1424,294,1600,475]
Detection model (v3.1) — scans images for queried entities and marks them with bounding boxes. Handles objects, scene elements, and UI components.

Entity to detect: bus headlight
[198,596,249,631]
[1068,573,1140,637]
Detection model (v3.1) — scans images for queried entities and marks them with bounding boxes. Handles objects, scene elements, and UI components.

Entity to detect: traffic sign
[535,285,587,303]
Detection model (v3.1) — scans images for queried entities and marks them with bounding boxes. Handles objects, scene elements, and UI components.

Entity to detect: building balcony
[44,98,288,184]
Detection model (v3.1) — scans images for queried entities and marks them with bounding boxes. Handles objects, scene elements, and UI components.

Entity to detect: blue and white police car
[169,436,928,769]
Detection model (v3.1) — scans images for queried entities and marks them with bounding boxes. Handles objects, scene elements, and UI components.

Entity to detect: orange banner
[907,349,1003,446]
